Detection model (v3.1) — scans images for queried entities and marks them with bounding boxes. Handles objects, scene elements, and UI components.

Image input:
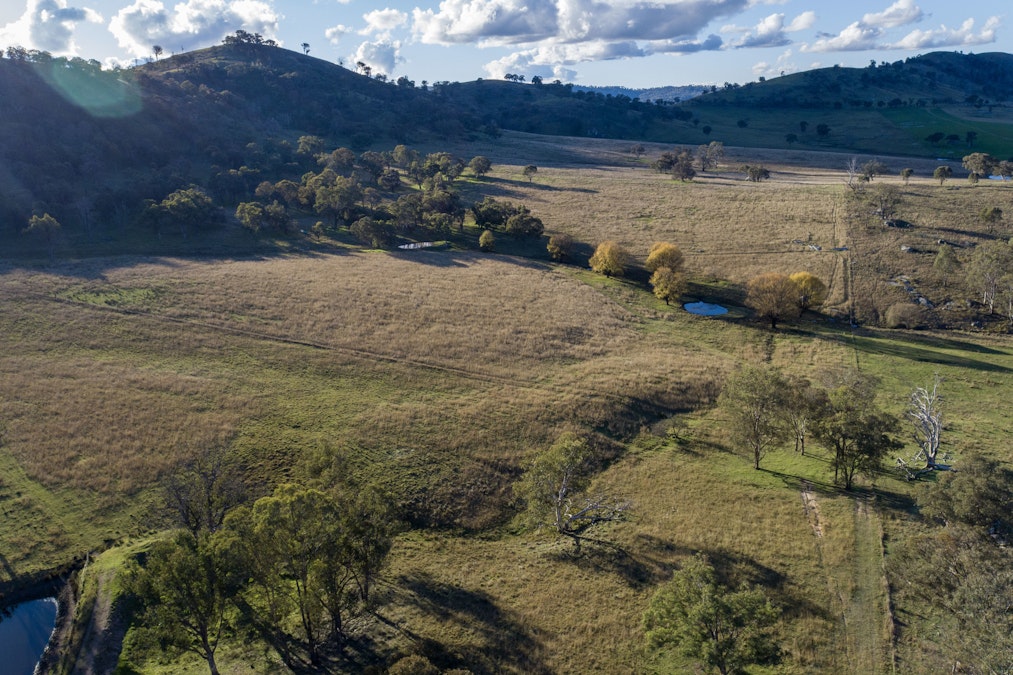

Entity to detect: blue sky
[0,1,1008,87]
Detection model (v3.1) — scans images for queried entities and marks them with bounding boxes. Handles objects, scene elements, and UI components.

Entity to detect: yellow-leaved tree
[789,272,828,312]
[645,241,685,273]
[589,240,631,278]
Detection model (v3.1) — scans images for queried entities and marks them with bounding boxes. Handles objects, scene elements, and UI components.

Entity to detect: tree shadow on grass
[391,572,552,675]
[546,537,675,589]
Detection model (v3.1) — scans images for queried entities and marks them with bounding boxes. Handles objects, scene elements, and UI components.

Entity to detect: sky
[0,0,1008,87]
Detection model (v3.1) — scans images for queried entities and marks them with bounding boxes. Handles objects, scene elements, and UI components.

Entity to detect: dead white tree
[908,376,943,470]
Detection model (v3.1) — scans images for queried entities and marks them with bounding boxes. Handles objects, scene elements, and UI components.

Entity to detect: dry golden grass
[5,138,1013,673]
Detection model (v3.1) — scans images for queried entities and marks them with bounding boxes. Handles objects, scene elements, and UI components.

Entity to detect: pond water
[0,597,58,675]
[684,302,728,316]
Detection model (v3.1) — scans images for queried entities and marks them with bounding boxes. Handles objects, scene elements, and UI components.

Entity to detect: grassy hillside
[2,135,1011,673]
[2,46,1010,252]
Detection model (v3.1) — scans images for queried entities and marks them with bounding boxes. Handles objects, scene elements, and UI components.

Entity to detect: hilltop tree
[152,45,163,60]
[301,42,310,54]
[650,267,686,305]
[518,433,629,551]
[746,272,799,329]
[719,365,790,469]
[789,272,828,312]
[933,165,952,186]
[589,240,631,278]
[645,242,685,273]
[644,554,780,675]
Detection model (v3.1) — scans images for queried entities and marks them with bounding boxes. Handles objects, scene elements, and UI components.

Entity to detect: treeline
[127,446,397,673]
[17,138,547,256]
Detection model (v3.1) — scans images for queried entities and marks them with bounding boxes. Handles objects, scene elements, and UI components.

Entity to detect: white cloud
[651,33,723,53]
[0,0,102,55]
[351,38,402,76]
[786,11,816,32]
[862,0,922,29]
[325,23,349,44]
[109,0,279,57]
[412,0,749,46]
[889,16,999,50]
[803,21,882,52]
[729,10,815,49]
[360,8,407,38]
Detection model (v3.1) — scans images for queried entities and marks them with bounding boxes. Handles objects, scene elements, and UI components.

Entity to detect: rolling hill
[2,44,1011,248]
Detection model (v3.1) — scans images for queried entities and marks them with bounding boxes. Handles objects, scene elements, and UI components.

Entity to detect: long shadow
[479,175,598,194]
[848,333,1012,373]
[880,330,1009,356]
[395,572,552,674]
[803,325,1012,373]
[0,237,354,280]
[233,599,322,674]
[392,247,552,272]
[547,539,667,589]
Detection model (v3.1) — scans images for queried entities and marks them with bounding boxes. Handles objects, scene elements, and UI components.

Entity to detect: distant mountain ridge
[571,84,709,103]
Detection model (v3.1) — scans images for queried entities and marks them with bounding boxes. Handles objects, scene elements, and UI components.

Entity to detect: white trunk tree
[908,377,943,469]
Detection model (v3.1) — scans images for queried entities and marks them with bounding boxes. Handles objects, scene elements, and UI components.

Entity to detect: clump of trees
[718,367,902,488]
[128,447,397,672]
[890,453,1013,674]
[741,165,770,182]
[653,148,696,181]
[644,554,780,675]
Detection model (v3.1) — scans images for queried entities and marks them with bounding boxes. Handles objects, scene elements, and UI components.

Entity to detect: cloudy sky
[0,0,1008,86]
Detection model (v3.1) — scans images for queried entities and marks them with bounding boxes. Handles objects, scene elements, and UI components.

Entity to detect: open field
[2,136,1013,673]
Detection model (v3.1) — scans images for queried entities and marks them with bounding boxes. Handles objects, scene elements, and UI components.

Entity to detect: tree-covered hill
[691,51,1013,109]
[1,43,1011,246]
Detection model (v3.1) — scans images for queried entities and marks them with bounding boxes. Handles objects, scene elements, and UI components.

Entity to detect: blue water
[0,598,57,675]
[684,301,728,316]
